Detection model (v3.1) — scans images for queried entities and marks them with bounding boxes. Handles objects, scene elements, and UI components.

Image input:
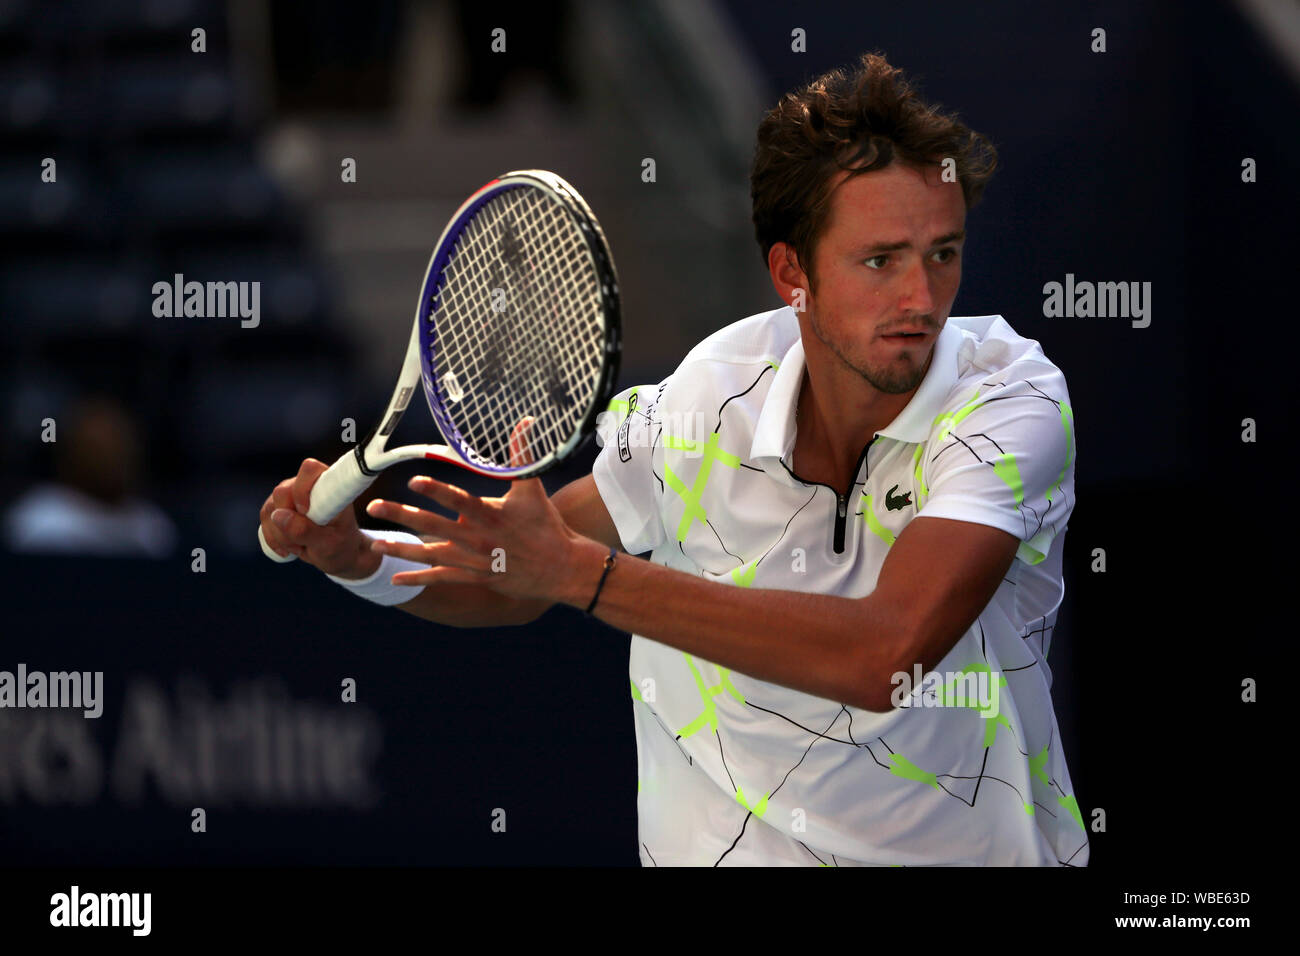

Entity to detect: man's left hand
[363,475,588,603]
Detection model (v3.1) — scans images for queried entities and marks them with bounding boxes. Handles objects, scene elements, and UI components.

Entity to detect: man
[260,53,1087,866]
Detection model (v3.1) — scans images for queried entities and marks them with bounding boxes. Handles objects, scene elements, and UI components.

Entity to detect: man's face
[800,162,966,395]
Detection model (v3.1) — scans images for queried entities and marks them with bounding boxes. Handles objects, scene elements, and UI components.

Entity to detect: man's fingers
[260,462,330,559]
[367,536,435,565]
[261,514,301,557]
[268,478,295,518]
[508,416,535,468]
[509,477,548,502]
[371,536,489,573]
[365,498,470,542]
[421,539,493,572]
[405,477,491,521]
[292,459,329,514]
[391,565,488,588]
[271,509,325,550]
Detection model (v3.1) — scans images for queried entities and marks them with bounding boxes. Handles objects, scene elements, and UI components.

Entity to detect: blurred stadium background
[0,0,1290,866]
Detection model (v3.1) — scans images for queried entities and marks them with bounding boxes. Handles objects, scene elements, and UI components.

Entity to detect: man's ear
[767,242,810,313]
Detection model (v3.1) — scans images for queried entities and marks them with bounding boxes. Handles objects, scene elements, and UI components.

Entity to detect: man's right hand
[258,458,381,579]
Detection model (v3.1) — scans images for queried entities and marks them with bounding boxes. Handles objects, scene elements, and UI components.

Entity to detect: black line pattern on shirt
[649,707,693,765]
[745,699,860,745]
[680,540,729,577]
[1024,615,1053,657]
[967,432,1006,454]
[800,841,831,866]
[704,518,743,563]
[1061,842,1087,866]
[650,421,665,494]
[642,368,1085,864]
[764,707,843,804]
[670,362,784,570]
[1001,661,1038,673]
[713,812,751,866]
[684,685,1083,864]
[732,486,819,576]
[971,746,990,805]
[709,705,841,866]
[925,384,1073,546]
[714,364,775,435]
[716,730,736,792]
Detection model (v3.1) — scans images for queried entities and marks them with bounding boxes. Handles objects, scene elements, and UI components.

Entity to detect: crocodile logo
[885,484,913,511]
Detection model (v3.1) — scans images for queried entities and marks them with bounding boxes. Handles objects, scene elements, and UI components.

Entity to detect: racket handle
[306,448,376,524]
[257,449,378,563]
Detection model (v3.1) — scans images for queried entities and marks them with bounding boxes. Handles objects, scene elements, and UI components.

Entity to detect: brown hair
[750,52,998,288]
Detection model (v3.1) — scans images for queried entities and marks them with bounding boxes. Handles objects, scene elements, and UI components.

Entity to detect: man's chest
[657,437,926,590]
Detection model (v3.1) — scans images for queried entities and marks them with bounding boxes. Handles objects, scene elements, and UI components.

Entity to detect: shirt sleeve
[915,364,1076,566]
[591,378,671,555]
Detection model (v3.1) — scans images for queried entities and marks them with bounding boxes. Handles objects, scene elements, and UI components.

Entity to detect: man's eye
[932,248,957,263]
[864,255,889,269]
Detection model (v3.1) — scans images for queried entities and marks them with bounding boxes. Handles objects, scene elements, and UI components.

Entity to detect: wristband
[325,529,429,605]
[585,546,618,614]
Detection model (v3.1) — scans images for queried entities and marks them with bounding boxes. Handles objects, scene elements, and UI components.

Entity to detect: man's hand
[363,475,592,602]
[258,458,380,578]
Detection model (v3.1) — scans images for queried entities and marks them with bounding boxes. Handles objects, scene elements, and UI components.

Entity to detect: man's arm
[372,475,1019,711]
[552,515,1018,712]
[390,473,622,626]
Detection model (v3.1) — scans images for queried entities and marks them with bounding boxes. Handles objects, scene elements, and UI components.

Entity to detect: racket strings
[429,187,606,469]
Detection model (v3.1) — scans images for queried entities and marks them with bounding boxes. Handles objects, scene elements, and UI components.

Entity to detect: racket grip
[259,525,297,563]
[305,449,377,525]
[257,449,378,563]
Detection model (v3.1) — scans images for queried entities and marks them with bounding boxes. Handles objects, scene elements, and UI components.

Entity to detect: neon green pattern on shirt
[663,431,743,542]
[888,753,940,789]
[677,653,745,737]
[859,492,896,547]
[605,386,640,425]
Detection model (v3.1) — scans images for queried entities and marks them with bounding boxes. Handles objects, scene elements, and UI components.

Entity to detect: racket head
[415,170,622,479]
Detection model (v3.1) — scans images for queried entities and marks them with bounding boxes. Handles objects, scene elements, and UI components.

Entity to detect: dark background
[0,0,1289,870]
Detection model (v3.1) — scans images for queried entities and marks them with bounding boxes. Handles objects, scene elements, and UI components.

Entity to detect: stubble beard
[809,307,934,395]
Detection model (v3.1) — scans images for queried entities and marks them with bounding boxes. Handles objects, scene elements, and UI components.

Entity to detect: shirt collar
[751,319,964,461]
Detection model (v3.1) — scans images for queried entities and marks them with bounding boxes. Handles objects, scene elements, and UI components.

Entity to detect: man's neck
[794,359,927,494]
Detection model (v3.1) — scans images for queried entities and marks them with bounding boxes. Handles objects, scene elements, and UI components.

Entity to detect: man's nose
[899,257,936,315]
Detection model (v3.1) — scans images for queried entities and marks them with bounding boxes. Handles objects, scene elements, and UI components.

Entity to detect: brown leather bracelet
[585,546,618,614]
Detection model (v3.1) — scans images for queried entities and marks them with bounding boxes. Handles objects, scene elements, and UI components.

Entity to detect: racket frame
[259,169,621,562]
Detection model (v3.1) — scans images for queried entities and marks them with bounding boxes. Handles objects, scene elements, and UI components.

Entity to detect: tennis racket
[258,169,622,562]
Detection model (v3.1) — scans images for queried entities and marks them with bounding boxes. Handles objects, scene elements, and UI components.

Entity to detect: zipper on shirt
[781,435,879,555]
[833,492,849,552]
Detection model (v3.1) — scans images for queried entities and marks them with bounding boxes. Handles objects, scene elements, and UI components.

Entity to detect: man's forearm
[556,538,908,711]
[394,580,551,627]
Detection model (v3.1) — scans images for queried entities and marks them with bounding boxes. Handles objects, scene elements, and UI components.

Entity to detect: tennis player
[260,52,1087,866]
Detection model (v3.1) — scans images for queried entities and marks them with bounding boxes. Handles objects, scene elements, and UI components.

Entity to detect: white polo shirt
[592,305,1088,866]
